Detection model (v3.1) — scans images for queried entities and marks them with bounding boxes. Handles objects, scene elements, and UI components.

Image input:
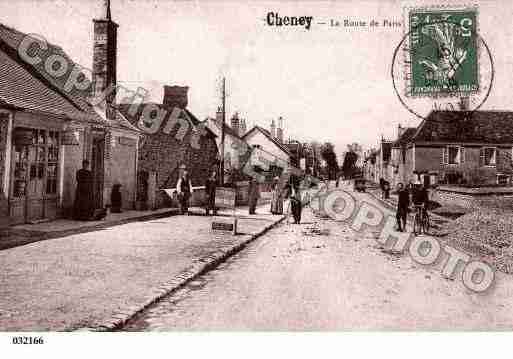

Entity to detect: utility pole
[220,77,226,186]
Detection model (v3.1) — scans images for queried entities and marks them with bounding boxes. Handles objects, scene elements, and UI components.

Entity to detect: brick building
[119,86,218,208]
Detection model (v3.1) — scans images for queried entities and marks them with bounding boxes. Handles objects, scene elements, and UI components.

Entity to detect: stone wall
[431,186,513,210]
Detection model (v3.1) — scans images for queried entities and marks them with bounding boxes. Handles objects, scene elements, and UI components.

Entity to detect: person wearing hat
[204,170,217,216]
[270,176,284,215]
[176,165,193,215]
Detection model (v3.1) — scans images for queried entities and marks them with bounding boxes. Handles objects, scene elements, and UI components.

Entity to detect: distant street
[123,186,513,331]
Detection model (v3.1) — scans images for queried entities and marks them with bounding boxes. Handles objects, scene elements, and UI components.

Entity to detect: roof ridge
[0,37,84,114]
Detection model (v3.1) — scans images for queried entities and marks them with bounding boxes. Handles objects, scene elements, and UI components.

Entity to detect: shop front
[9,125,62,224]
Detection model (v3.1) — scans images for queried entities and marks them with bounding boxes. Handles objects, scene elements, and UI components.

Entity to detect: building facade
[0,1,140,226]
[119,86,219,208]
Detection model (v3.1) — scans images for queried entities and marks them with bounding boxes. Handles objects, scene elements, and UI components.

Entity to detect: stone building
[119,85,219,208]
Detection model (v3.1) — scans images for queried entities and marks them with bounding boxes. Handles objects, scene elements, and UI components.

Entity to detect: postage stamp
[406,6,479,97]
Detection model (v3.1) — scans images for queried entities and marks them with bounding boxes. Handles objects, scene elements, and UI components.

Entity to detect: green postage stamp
[406,6,479,97]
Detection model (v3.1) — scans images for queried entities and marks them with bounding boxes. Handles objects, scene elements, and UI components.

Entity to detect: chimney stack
[240,118,247,136]
[215,107,223,123]
[276,116,284,143]
[270,119,276,138]
[92,0,118,117]
[231,112,240,137]
[397,124,405,139]
[163,85,189,109]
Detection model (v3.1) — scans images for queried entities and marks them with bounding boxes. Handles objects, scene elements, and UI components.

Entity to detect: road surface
[123,186,513,330]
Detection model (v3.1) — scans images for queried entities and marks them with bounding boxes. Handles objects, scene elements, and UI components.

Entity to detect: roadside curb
[73,214,286,332]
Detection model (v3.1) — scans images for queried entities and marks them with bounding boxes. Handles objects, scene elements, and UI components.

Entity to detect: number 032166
[11,336,44,344]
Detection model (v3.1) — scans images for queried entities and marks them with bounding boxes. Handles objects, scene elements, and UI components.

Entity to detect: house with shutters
[400,111,513,187]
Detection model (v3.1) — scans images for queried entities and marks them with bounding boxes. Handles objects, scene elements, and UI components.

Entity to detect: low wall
[155,181,272,209]
[432,186,513,210]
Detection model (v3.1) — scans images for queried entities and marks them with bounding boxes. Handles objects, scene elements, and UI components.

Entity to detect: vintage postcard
[1,0,513,355]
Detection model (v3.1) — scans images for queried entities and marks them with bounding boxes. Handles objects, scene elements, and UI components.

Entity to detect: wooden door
[9,145,29,224]
[91,137,104,209]
[26,129,46,222]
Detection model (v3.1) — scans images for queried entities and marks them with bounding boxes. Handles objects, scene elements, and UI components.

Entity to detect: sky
[1,0,513,158]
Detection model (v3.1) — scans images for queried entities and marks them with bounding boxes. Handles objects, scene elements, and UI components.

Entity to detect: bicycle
[412,204,430,235]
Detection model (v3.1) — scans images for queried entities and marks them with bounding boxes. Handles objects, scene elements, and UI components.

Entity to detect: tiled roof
[413,111,513,144]
[117,103,216,138]
[392,127,417,147]
[242,125,291,156]
[0,48,88,120]
[0,23,137,132]
[204,117,241,139]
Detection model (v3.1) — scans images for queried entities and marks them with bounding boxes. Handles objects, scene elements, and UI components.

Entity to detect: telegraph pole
[220,77,226,185]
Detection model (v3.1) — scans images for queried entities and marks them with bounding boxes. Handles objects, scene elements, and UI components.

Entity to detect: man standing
[176,167,193,215]
[412,180,429,213]
[205,170,217,216]
[248,177,260,215]
[73,159,94,220]
[396,182,410,232]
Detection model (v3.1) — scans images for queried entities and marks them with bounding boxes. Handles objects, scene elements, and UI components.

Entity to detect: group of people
[395,180,429,232]
[173,166,304,224]
[73,161,306,223]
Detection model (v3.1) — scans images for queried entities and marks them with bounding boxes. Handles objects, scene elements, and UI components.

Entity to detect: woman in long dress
[270,177,283,215]
[73,160,95,220]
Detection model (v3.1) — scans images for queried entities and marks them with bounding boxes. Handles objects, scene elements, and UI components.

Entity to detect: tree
[342,144,359,179]
[320,142,339,180]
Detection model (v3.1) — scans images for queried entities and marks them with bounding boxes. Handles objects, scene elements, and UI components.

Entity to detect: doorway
[91,136,105,209]
[9,128,60,224]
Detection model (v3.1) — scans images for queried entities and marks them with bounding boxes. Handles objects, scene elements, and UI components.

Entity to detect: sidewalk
[0,201,286,331]
[1,208,180,250]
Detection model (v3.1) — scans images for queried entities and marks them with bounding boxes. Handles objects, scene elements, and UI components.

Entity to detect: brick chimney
[240,118,247,136]
[163,85,189,109]
[270,119,276,138]
[92,0,118,115]
[231,112,240,136]
[215,106,223,123]
[397,124,405,139]
[276,116,284,143]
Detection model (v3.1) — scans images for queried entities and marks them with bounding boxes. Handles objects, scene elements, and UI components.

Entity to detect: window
[448,147,459,164]
[444,146,463,165]
[481,147,496,167]
[46,131,59,194]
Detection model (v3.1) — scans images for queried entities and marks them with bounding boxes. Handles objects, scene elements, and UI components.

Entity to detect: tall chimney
[163,85,188,109]
[277,116,284,143]
[92,0,118,117]
[215,107,223,123]
[231,112,240,137]
[270,119,276,138]
[397,124,405,139]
